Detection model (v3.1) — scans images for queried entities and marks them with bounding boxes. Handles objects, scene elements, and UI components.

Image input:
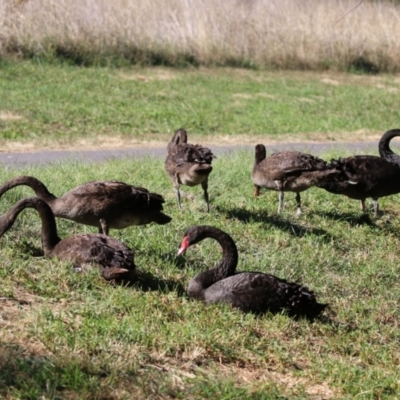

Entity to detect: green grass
[1,61,400,148]
[0,150,399,399]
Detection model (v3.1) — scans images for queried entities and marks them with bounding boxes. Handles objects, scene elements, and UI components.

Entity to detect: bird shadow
[135,249,187,269]
[216,206,333,241]
[15,240,44,257]
[121,267,186,297]
[315,210,376,227]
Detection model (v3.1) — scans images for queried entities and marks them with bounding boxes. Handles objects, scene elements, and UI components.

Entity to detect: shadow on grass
[315,210,376,227]
[251,305,333,323]
[217,206,333,241]
[15,240,44,257]
[125,268,186,297]
[0,342,131,397]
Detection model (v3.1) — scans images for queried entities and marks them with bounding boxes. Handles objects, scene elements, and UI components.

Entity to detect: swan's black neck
[379,129,400,163]
[0,197,61,254]
[0,176,57,203]
[254,144,266,164]
[188,226,238,293]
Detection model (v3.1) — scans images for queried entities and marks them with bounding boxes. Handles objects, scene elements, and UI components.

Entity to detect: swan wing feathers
[54,234,135,273]
[170,144,215,166]
[64,181,165,213]
[327,156,400,187]
[266,152,329,174]
[206,272,326,318]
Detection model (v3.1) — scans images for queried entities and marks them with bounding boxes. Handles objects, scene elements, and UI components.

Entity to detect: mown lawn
[0,149,399,399]
[1,61,400,150]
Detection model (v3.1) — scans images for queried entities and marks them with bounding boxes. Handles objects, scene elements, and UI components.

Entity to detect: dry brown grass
[1,0,400,71]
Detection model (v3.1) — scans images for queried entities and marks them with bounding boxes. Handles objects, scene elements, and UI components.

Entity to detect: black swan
[165,128,215,212]
[177,225,327,319]
[379,128,400,164]
[317,155,400,217]
[252,144,340,215]
[0,197,135,281]
[0,176,172,235]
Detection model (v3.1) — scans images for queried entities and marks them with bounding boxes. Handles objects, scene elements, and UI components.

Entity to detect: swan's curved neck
[190,228,238,292]
[0,197,61,254]
[0,176,57,203]
[379,129,400,159]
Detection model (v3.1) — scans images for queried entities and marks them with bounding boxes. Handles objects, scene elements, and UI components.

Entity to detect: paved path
[0,141,386,167]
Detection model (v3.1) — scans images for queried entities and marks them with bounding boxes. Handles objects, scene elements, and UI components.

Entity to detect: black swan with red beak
[178,225,326,319]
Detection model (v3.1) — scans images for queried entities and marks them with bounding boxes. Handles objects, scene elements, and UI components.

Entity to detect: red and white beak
[177,236,190,256]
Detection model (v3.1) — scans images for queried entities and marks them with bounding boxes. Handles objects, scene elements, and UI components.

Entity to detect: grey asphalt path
[0,140,389,168]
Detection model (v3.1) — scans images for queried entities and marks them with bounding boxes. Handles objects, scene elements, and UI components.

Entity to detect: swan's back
[59,181,164,212]
[251,146,336,192]
[195,271,326,318]
[54,181,171,228]
[319,155,400,199]
[253,150,329,178]
[52,233,135,280]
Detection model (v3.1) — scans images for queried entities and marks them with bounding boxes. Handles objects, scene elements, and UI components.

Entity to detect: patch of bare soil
[0,286,49,356]
[136,360,338,399]
[117,68,179,83]
[0,111,24,121]
[212,364,337,399]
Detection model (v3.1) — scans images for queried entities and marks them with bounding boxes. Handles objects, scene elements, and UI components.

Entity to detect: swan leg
[99,219,109,236]
[175,188,182,210]
[295,192,302,216]
[278,191,284,213]
[254,185,260,197]
[373,198,380,218]
[360,199,366,212]
[201,180,210,212]
[172,175,182,210]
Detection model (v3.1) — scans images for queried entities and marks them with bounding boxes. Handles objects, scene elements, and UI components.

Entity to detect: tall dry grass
[1,0,400,71]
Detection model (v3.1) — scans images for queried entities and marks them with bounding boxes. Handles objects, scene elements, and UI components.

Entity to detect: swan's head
[255,144,266,163]
[177,225,206,255]
[177,225,223,256]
